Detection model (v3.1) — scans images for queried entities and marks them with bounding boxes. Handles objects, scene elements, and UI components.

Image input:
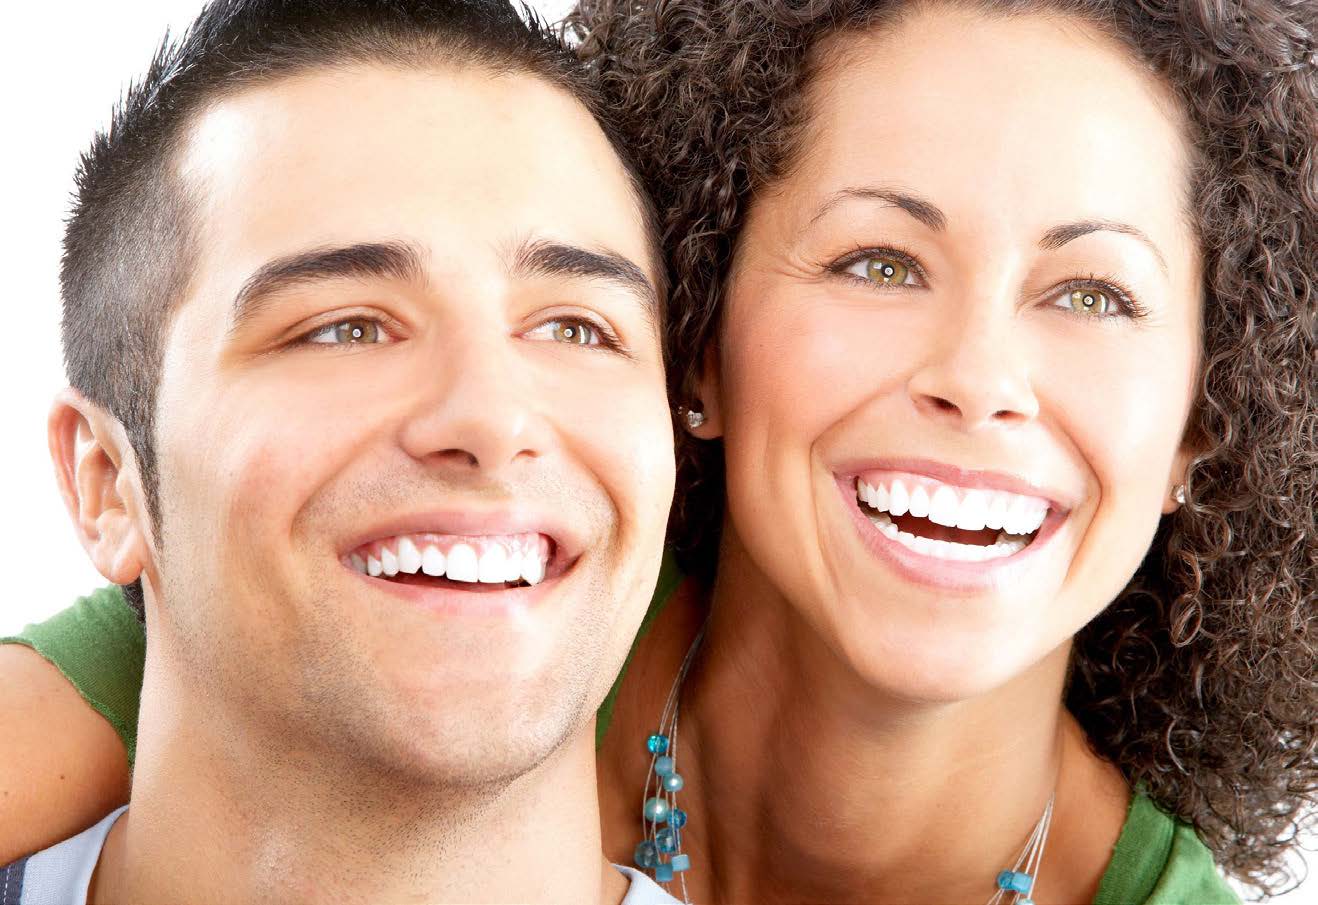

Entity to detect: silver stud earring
[1173,484,1186,505]
[684,408,706,431]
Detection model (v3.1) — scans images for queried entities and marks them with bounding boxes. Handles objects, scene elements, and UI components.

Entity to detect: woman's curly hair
[569,0,1318,893]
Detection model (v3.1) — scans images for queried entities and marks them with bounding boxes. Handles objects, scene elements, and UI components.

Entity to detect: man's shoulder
[0,807,125,905]
[615,864,684,905]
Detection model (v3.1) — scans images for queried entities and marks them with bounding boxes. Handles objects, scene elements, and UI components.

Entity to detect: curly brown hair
[568,0,1318,894]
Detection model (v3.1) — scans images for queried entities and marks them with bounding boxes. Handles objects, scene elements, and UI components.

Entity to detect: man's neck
[91,669,624,905]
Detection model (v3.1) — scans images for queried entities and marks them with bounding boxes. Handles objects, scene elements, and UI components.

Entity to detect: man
[0,1,677,902]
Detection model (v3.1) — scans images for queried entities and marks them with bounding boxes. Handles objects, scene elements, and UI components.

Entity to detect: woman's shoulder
[1094,792,1240,904]
[1,585,146,764]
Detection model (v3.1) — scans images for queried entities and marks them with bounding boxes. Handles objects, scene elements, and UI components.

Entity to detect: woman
[3,0,1315,901]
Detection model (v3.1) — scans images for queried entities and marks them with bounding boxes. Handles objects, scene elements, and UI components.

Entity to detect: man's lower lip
[347,566,562,616]
[835,477,1061,592]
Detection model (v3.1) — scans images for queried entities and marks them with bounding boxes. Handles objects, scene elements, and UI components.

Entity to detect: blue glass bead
[655,863,674,883]
[671,853,691,873]
[996,871,1033,895]
[634,840,660,869]
[670,808,688,828]
[656,827,680,853]
[654,755,676,776]
[643,796,671,823]
[662,772,685,792]
[647,734,670,755]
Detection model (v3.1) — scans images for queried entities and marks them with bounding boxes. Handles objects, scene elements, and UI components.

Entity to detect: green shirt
[3,579,1239,904]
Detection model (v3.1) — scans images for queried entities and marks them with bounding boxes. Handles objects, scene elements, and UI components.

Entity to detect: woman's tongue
[891,514,1000,546]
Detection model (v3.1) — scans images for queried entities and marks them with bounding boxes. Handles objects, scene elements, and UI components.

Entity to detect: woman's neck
[599,542,1130,905]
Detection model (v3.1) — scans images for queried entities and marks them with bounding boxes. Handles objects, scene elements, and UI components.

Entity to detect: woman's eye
[528,318,602,346]
[844,253,920,286]
[1060,287,1116,317]
[306,318,384,344]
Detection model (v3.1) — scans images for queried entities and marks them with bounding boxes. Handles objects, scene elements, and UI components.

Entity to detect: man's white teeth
[351,537,548,587]
[397,538,422,574]
[478,545,507,584]
[858,477,1050,539]
[446,544,479,582]
[866,511,1028,561]
[422,545,446,576]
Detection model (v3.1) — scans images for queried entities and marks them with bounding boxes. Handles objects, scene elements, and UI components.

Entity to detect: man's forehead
[176,64,651,283]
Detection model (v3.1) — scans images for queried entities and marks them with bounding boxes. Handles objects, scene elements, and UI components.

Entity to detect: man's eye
[841,252,923,287]
[305,319,384,345]
[527,318,603,346]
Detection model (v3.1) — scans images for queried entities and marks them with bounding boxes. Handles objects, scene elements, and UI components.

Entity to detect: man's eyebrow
[230,241,426,332]
[510,238,659,331]
[1039,220,1169,275]
[807,186,949,232]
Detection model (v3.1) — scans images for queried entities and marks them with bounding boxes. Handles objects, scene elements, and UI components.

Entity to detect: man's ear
[48,388,151,585]
[688,341,725,440]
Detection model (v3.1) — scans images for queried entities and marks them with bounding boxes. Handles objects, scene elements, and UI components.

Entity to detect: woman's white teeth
[351,537,549,586]
[858,477,1050,541]
[866,511,1028,561]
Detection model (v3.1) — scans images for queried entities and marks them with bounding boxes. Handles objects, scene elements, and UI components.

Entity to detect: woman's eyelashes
[827,247,1148,320]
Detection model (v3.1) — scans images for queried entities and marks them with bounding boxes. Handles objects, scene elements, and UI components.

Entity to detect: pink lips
[834,458,1073,593]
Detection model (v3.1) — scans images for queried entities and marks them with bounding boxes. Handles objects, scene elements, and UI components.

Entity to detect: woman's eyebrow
[1039,220,1170,275]
[807,186,948,232]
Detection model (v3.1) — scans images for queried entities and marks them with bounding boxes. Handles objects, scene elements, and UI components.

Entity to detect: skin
[597,8,1201,904]
[39,63,674,904]
[0,7,1203,904]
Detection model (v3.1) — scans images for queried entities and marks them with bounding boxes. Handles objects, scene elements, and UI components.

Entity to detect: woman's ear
[48,388,151,585]
[1162,442,1199,515]
[687,341,724,439]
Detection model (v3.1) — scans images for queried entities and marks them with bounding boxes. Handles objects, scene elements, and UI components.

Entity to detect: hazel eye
[553,320,595,345]
[842,252,921,287]
[526,317,609,347]
[1064,288,1114,316]
[306,318,384,344]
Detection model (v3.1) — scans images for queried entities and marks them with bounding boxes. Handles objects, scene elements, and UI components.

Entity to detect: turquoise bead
[656,827,679,853]
[655,863,674,882]
[654,755,676,776]
[670,808,688,828]
[647,734,669,754]
[662,772,685,792]
[997,871,1033,894]
[671,853,691,872]
[634,840,659,869]
[643,796,671,823]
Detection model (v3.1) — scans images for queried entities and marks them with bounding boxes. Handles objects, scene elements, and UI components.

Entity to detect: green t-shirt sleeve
[1,586,146,768]
[1094,793,1240,904]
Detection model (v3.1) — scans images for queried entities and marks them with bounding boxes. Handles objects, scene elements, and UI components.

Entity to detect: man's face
[142,64,673,782]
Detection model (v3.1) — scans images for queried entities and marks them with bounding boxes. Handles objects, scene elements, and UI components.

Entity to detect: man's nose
[397,331,550,477]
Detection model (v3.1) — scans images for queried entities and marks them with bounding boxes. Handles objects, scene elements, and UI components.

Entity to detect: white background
[0,3,1306,900]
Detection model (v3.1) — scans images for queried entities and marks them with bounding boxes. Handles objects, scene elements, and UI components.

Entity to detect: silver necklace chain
[637,627,1055,905]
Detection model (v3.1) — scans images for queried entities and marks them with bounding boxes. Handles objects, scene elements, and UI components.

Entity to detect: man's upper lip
[340,508,585,560]
[837,457,1078,511]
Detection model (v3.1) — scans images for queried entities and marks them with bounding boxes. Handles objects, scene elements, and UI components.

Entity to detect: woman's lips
[836,474,1067,592]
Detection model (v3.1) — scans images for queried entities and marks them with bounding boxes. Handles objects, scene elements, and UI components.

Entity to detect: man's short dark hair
[62,0,661,619]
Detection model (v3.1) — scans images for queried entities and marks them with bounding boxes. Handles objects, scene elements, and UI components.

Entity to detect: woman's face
[706,7,1202,701]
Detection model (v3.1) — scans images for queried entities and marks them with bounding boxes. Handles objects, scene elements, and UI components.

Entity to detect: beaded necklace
[631,628,1056,904]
